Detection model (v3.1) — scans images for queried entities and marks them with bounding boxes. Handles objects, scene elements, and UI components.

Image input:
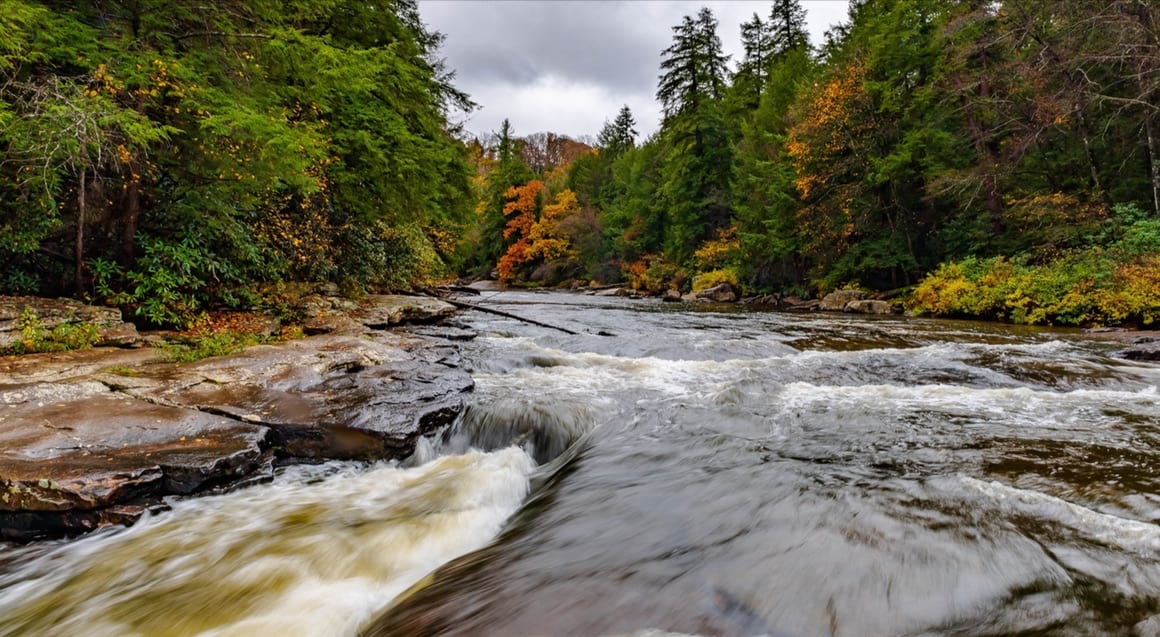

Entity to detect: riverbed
[2,290,1158,636]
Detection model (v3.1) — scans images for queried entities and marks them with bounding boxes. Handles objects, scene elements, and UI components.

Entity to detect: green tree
[655,7,733,263]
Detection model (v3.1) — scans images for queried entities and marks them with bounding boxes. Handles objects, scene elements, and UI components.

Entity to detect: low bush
[691,268,740,293]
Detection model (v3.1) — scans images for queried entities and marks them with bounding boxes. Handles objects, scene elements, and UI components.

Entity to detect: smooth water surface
[2,291,1158,637]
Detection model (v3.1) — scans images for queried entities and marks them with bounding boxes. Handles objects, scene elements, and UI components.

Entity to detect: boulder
[843,299,895,315]
[661,289,682,302]
[819,289,871,312]
[301,312,364,336]
[355,295,456,328]
[467,279,503,292]
[96,322,142,347]
[695,283,737,303]
[594,287,624,297]
[1119,338,1160,361]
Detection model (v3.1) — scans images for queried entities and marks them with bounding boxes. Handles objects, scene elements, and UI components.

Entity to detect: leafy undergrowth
[158,311,302,363]
[909,251,1160,326]
[5,307,102,355]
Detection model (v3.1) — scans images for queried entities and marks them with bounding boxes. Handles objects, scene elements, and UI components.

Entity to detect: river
[1,290,1158,637]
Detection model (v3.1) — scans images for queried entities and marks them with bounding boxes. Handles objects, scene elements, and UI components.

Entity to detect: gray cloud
[419,1,851,139]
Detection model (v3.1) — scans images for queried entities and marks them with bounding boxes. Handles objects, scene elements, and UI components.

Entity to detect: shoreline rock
[0,295,472,541]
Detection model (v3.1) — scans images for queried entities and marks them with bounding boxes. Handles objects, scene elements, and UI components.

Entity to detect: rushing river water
[2,290,1159,637]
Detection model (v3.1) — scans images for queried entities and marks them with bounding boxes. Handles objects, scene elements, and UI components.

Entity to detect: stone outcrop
[818,290,871,312]
[0,295,472,540]
[1,296,140,350]
[0,381,269,540]
[354,294,456,328]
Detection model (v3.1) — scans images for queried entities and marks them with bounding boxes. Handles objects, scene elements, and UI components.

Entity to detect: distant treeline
[4,0,1159,328]
[464,0,1160,325]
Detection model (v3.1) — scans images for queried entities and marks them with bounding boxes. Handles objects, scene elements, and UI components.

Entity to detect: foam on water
[0,448,536,637]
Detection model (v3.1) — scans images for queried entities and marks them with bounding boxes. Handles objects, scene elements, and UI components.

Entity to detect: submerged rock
[1119,337,1160,361]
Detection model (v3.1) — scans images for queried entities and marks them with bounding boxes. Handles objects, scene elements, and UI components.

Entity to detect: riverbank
[0,294,473,541]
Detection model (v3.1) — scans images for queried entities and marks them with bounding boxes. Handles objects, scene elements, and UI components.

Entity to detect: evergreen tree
[655,7,733,262]
[597,105,637,158]
[731,13,773,113]
[657,8,730,123]
[768,0,810,56]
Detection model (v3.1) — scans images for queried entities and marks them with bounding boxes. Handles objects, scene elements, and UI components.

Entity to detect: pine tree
[655,7,733,262]
[597,105,637,158]
[768,0,810,56]
[657,8,730,123]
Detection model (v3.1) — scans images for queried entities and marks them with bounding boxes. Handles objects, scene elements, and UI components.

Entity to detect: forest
[2,0,1159,328]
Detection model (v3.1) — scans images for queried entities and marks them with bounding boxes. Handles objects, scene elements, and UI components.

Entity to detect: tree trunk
[75,169,86,293]
[1147,113,1160,216]
[121,170,140,266]
[1075,107,1108,203]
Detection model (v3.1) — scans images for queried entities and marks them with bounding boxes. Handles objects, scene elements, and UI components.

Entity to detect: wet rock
[695,283,737,303]
[1119,338,1160,361]
[0,346,164,385]
[594,287,624,297]
[0,381,269,540]
[0,294,474,540]
[844,299,895,315]
[355,295,456,328]
[819,289,871,312]
[662,289,682,302]
[403,325,479,341]
[126,333,472,461]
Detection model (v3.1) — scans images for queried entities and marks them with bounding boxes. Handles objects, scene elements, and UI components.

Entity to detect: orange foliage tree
[497,180,544,282]
[497,182,584,283]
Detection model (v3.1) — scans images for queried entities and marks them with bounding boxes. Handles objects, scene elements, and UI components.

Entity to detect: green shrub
[6,307,101,354]
[159,331,264,363]
[910,250,1160,326]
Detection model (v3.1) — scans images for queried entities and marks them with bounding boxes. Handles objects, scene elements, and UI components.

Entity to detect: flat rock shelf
[0,296,472,541]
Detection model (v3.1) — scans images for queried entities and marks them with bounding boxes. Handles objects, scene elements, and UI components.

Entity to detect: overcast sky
[417,1,851,141]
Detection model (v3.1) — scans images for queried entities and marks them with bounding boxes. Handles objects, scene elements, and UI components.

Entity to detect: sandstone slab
[125,333,472,461]
[0,381,269,540]
[695,283,737,303]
